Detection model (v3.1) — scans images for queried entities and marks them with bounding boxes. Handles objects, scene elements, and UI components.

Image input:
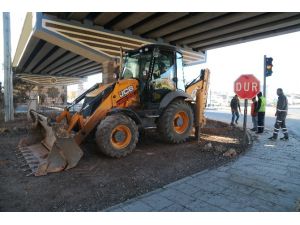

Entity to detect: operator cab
[121,44,185,105]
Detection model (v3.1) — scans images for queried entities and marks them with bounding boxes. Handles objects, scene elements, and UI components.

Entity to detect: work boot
[268,136,277,141]
[280,137,289,141]
[250,128,256,131]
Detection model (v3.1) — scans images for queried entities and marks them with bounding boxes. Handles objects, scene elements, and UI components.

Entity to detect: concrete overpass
[3,12,300,122]
[12,12,300,84]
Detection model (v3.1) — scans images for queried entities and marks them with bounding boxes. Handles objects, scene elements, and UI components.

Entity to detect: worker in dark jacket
[269,88,289,140]
[256,92,266,133]
[230,95,241,126]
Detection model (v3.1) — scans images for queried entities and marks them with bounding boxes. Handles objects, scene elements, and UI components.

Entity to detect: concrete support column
[78,81,84,96]
[102,61,115,84]
[2,12,14,121]
[63,85,67,105]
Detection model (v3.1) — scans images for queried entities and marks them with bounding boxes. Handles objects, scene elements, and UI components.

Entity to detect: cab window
[151,49,175,91]
[122,52,152,79]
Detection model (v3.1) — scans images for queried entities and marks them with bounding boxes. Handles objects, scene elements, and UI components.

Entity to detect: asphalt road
[205,108,300,138]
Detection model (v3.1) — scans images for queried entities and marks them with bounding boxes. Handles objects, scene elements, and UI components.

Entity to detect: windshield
[121,51,152,79]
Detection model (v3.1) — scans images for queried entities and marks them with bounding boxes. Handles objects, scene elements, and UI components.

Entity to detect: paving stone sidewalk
[105,129,300,212]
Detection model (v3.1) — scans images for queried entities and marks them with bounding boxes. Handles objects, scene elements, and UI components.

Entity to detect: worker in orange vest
[250,97,258,131]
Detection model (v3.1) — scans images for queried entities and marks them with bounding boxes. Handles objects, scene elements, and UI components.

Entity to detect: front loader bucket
[18,111,83,176]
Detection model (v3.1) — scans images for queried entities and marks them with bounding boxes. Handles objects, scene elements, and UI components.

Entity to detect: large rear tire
[95,114,138,158]
[158,99,194,143]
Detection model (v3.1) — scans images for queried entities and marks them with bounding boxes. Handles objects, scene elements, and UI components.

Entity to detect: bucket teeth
[24,157,36,162]
[29,164,38,170]
[19,158,27,162]
[22,167,31,172]
[26,172,34,177]
[17,150,39,174]
[27,160,38,165]
[22,152,31,156]
[20,149,33,153]
[24,156,36,161]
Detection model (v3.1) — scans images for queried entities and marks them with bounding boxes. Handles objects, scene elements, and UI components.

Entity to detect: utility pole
[3,12,14,121]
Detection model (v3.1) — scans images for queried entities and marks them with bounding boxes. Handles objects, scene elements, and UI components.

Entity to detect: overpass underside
[12,13,206,85]
[13,12,300,86]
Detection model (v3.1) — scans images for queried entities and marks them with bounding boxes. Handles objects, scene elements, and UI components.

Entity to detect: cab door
[149,49,176,103]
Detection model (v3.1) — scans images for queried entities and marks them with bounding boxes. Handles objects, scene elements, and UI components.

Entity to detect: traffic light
[265,57,273,77]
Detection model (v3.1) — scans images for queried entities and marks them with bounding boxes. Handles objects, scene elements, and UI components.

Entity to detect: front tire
[95,114,138,158]
[158,99,194,143]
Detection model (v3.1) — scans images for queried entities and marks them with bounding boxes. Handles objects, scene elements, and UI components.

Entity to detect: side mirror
[172,77,178,83]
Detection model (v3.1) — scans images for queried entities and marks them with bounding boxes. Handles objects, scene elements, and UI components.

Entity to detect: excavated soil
[0,116,248,211]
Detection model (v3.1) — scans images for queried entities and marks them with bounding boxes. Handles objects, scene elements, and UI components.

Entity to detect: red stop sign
[234,74,260,99]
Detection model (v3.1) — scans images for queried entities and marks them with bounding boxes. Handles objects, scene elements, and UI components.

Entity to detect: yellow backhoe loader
[18,44,210,176]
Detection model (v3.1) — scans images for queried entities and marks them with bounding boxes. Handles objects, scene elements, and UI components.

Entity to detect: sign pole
[243,99,248,144]
[243,99,248,132]
[263,55,266,97]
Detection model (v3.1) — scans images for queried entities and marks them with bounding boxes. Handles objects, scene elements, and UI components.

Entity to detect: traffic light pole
[263,55,266,97]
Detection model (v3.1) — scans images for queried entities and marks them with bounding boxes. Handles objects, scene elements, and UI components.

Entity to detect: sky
[184,31,300,100]
[1,12,300,102]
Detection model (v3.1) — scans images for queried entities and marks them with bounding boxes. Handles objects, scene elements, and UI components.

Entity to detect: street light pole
[2,12,14,122]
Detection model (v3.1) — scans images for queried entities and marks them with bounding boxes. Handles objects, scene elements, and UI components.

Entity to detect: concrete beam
[17,73,87,86]
[68,12,90,21]
[34,23,113,64]
[24,42,54,72]
[196,23,300,51]
[93,13,122,26]
[164,12,265,42]
[112,12,156,31]
[102,61,115,84]
[132,13,189,35]
[146,12,227,38]
[12,12,33,68]
[58,59,99,75]
[179,12,300,46]
[191,15,300,49]
[65,62,100,76]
